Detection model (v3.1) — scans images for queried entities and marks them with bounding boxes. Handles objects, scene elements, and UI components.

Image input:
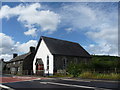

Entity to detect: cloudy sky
[0,2,118,61]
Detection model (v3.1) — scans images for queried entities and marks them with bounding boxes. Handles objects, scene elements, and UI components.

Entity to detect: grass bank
[79,72,120,80]
[48,72,120,80]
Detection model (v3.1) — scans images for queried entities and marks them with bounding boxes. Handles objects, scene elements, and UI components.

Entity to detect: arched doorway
[35,58,44,76]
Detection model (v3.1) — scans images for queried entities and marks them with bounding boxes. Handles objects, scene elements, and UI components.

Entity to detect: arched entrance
[35,58,44,76]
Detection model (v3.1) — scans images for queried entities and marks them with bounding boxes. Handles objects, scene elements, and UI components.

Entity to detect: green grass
[47,72,120,80]
[79,72,120,80]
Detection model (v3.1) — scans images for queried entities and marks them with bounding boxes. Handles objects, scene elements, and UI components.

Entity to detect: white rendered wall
[33,39,54,75]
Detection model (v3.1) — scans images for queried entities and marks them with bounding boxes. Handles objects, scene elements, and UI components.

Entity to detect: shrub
[67,63,82,77]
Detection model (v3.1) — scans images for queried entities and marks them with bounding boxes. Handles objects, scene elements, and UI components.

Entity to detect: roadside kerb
[60,78,119,83]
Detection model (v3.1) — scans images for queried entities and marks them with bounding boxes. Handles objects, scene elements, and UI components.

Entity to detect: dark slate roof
[7,52,31,63]
[36,36,90,57]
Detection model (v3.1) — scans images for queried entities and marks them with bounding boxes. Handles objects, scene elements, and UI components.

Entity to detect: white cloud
[0,3,118,56]
[61,3,118,56]
[0,33,38,61]
[0,54,13,61]
[86,43,118,56]
[0,33,15,54]
[65,28,73,33]
[0,3,61,36]
[24,28,37,37]
[16,40,38,53]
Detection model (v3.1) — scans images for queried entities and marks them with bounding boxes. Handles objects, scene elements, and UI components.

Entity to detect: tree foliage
[67,55,120,77]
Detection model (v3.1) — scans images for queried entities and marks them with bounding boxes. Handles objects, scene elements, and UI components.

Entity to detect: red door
[36,64,44,76]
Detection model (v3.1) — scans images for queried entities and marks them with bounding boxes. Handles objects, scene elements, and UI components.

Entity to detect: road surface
[0,75,119,90]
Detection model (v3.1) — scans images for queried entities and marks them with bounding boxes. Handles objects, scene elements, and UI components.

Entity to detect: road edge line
[0,84,14,90]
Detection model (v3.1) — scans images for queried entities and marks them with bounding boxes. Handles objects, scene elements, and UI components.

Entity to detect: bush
[67,63,82,77]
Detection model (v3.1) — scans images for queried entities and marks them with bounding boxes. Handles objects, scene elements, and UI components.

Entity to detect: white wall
[33,39,54,75]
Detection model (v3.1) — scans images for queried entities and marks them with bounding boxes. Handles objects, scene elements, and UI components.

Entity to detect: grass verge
[79,72,120,80]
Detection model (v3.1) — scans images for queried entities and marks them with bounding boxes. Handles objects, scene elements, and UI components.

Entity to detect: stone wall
[5,60,23,75]
[53,55,91,74]
[5,53,35,75]
[22,53,35,75]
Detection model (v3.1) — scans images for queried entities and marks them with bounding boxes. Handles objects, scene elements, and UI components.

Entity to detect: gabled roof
[7,52,31,63]
[36,36,90,57]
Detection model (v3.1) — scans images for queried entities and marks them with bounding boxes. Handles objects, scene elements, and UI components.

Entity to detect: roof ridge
[6,52,31,62]
[41,36,79,45]
[40,36,90,57]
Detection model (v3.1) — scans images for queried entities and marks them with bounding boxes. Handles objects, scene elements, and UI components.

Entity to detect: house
[5,47,35,75]
[33,36,91,76]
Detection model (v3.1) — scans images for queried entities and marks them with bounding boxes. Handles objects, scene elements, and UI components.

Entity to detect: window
[47,56,49,70]
[11,67,16,72]
[13,62,15,64]
[63,57,67,69]
[18,67,20,71]
[74,58,78,63]
[18,61,21,64]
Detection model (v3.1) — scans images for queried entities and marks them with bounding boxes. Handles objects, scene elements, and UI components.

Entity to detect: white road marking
[40,82,94,89]
[40,82,48,84]
[62,79,91,82]
[39,82,112,90]
[0,84,14,90]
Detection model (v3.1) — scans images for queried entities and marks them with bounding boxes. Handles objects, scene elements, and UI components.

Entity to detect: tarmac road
[1,78,119,90]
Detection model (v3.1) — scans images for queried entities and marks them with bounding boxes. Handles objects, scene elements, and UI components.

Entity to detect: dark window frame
[47,55,49,70]
[63,57,67,69]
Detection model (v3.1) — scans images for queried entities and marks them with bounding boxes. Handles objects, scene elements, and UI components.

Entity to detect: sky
[0,2,119,61]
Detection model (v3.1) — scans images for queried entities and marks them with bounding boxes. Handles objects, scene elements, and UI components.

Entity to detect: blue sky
[0,2,118,61]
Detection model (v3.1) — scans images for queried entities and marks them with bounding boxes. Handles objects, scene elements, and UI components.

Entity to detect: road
[1,77,119,90]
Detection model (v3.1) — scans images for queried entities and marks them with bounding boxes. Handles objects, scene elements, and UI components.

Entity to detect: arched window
[47,55,49,70]
[63,57,67,69]
[74,57,78,63]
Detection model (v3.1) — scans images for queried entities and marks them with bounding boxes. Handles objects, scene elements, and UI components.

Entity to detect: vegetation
[66,55,120,79]
[67,62,82,77]
[79,72,120,80]
[90,55,120,71]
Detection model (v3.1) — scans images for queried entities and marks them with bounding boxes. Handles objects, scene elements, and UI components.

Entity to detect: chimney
[13,53,17,58]
[30,46,35,53]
